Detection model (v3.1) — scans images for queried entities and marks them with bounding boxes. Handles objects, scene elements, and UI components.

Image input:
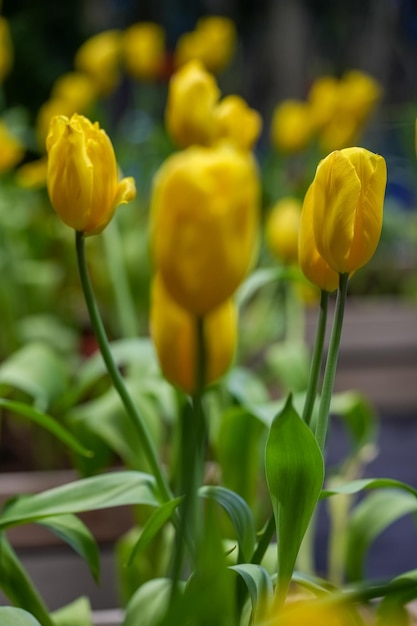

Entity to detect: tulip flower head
[123,22,166,81]
[271,100,314,154]
[46,114,136,235]
[150,144,260,315]
[174,16,236,74]
[212,95,262,151]
[265,197,302,266]
[306,147,386,275]
[75,30,122,96]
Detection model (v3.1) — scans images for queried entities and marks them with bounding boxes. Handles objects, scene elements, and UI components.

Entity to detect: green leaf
[199,485,256,561]
[0,342,69,410]
[236,267,299,307]
[0,607,43,626]
[51,597,93,626]
[346,489,417,582]
[230,563,273,621]
[123,578,173,626]
[321,477,417,499]
[0,398,92,458]
[265,395,324,604]
[0,471,159,529]
[226,367,270,406]
[38,514,100,582]
[265,340,310,394]
[0,533,54,626]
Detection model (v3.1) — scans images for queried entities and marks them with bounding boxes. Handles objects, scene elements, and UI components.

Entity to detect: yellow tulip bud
[51,72,97,113]
[265,197,301,265]
[150,274,237,394]
[36,98,77,152]
[212,95,262,151]
[74,30,122,96]
[165,60,220,148]
[0,17,13,82]
[298,184,339,292]
[308,147,387,274]
[123,22,165,81]
[174,16,236,74]
[271,100,314,154]
[46,114,136,235]
[0,120,24,173]
[150,144,260,315]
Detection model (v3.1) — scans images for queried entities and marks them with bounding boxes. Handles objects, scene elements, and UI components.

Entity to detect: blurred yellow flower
[122,22,165,81]
[265,599,351,626]
[51,72,97,113]
[340,70,381,124]
[0,120,24,173]
[36,98,77,152]
[46,114,136,235]
[307,147,386,275]
[212,95,262,151]
[15,157,47,189]
[175,15,236,74]
[74,30,122,96]
[308,75,340,131]
[165,60,220,147]
[271,100,314,154]
[0,17,13,82]
[150,144,260,315]
[265,197,301,266]
[150,273,237,394]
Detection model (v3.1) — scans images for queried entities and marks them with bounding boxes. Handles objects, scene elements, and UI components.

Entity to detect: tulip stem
[315,274,349,452]
[302,290,329,427]
[75,231,172,503]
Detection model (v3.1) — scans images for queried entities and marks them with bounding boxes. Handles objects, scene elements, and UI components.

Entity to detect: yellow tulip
[265,599,351,626]
[46,114,136,235]
[175,16,236,74]
[271,100,314,154]
[212,95,262,151]
[150,274,237,394]
[150,144,260,315]
[36,98,77,151]
[298,184,339,292]
[308,147,387,275]
[265,197,301,266]
[74,30,122,96]
[51,72,97,113]
[340,70,381,124]
[165,60,220,147]
[123,22,165,81]
[308,75,340,131]
[15,157,48,189]
[0,121,24,173]
[0,17,13,82]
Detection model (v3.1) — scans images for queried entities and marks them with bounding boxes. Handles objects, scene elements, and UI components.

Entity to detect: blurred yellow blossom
[165,60,220,147]
[175,16,236,74]
[15,157,47,189]
[123,22,165,81]
[46,114,136,235]
[0,16,13,82]
[0,120,24,173]
[36,98,77,151]
[51,72,97,113]
[265,197,301,265]
[74,30,122,96]
[150,273,237,394]
[308,75,340,131]
[212,95,262,151]
[150,144,260,315]
[271,100,314,154]
[264,599,352,626]
[340,70,382,124]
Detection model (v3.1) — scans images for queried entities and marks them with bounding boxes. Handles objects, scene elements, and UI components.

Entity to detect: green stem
[302,290,329,427]
[250,513,276,566]
[315,274,349,452]
[75,231,172,503]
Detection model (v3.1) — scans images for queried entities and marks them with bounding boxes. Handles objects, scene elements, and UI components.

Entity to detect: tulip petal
[115,176,137,206]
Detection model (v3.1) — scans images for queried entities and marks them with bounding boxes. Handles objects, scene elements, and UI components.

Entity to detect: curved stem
[75,231,172,503]
[302,290,329,427]
[315,274,349,452]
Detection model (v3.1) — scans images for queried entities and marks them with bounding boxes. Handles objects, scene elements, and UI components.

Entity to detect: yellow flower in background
[317,112,359,153]
[175,16,236,74]
[265,197,301,266]
[46,114,136,235]
[165,60,220,147]
[74,30,122,96]
[265,599,350,626]
[15,157,48,189]
[308,75,340,131]
[0,17,13,82]
[51,72,97,113]
[340,70,381,124]
[123,22,165,81]
[150,145,260,315]
[150,274,237,394]
[36,98,77,152]
[298,184,339,292]
[271,100,314,154]
[0,120,24,173]
[212,95,262,151]
[308,147,386,275]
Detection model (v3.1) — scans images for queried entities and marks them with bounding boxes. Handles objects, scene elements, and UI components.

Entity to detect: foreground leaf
[0,607,42,626]
[51,597,93,626]
[230,563,273,621]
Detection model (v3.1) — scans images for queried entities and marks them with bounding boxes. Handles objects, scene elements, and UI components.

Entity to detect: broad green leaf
[321,477,417,499]
[123,578,173,626]
[51,597,93,626]
[230,563,273,621]
[38,514,100,582]
[346,490,417,581]
[0,342,69,410]
[0,607,42,626]
[0,534,54,626]
[0,471,159,529]
[0,399,92,458]
[265,395,324,604]
[199,485,256,561]
[292,570,338,595]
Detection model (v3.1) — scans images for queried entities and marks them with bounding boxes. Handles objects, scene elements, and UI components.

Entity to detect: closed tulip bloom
[212,95,262,151]
[265,197,301,266]
[46,114,136,235]
[175,16,236,74]
[298,184,339,292]
[340,70,381,124]
[271,100,314,154]
[309,147,387,274]
[165,60,220,147]
[123,22,165,81]
[150,145,260,315]
[75,30,122,96]
[150,274,237,394]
